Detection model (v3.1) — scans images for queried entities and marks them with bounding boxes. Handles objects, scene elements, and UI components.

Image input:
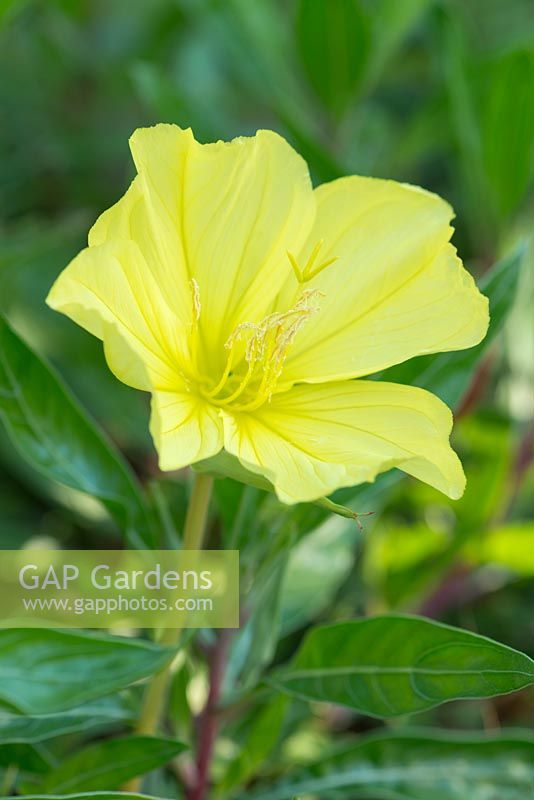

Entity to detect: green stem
[183,472,214,550]
[126,473,213,787]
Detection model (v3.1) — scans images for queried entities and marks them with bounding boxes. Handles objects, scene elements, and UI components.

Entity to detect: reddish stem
[189,630,233,800]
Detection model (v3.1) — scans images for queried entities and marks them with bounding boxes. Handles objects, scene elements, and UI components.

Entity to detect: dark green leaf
[482,50,534,217]
[0,696,133,744]
[12,795,159,800]
[440,9,494,243]
[367,0,433,84]
[280,520,359,634]
[242,728,534,800]
[229,546,289,690]
[0,316,155,548]
[0,743,52,774]
[268,615,534,717]
[221,694,289,793]
[0,629,173,714]
[296,0,370,114]
[41,735,186,793]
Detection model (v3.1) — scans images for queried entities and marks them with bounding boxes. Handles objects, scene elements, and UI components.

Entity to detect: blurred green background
[1,0,533,742]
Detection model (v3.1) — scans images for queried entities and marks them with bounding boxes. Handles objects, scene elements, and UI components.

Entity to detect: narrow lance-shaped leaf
[11,795,158,800]
[296,0,370,114]
[0,315,155,548]
[0,696,133,744]
[242,728,534,800]
[41,735,187,793]
[268,615,534,717]
[0,629,173,714]
[221,694,289,793]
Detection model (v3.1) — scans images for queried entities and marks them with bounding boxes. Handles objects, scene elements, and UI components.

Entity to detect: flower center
[198,289,323,412]
[184,243,337,411]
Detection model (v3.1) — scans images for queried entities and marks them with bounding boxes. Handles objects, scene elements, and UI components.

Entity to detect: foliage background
[0,0,533,795]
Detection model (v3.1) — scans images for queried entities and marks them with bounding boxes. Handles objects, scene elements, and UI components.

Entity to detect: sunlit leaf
[464,522,534,576]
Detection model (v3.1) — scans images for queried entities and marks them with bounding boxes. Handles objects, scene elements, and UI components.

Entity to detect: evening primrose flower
[47,125,488,504]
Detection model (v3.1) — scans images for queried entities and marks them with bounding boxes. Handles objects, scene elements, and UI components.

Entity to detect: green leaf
[362,520,451,609]
[463,521,534,576]
[221,694,289,793]
[0,629,173,714]
[0,316,155,548]
[0,743,51,774]
[296,0,370,114]
[242,728,534,800]
[12,795,160,800]
[482,50,534,217]
[41,735,186,793]
[228,545,289,690]
[379,247,524,407]
[367,0,433,85]
[268,615,534,717]
[440,9,494,243]
[0,697,133,779]
[0,696,133,744]
[280,519,359,634]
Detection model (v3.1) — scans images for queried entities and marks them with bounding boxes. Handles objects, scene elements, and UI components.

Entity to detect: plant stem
[182,472,214,550]
[125,472,214,791]
[190,629,233,800]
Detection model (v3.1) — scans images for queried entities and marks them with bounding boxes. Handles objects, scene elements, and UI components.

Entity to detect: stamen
[190,278,201,331]
[204,347,235,398]
[205,289,322,411]
[185,278,208,386]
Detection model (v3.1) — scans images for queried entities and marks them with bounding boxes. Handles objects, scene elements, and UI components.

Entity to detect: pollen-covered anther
[189,278,201,331]
[287,239,338,284]
[181,277,207,386]
[204,289,323,411]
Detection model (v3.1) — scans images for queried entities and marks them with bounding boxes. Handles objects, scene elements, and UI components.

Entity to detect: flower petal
[46,239,187,391]
[150,391,223,471]
[281,177,488,384]
[88,173,193,326]
[129,125,316,372]
[222,380,465,504]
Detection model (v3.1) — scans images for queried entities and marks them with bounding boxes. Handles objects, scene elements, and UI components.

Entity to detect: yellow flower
[47,125,488,504]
